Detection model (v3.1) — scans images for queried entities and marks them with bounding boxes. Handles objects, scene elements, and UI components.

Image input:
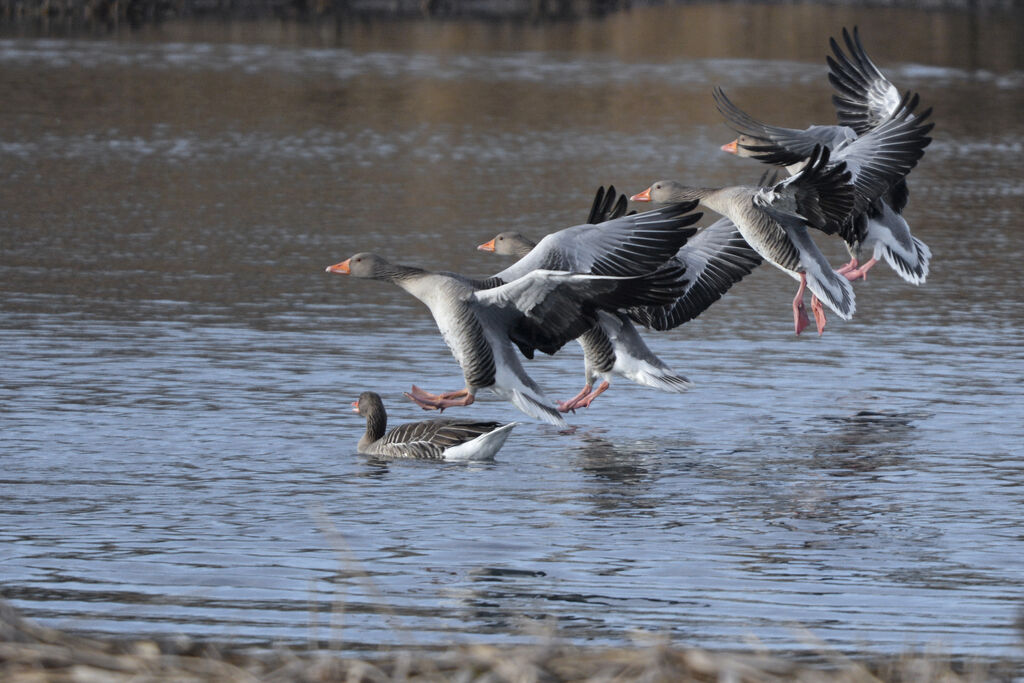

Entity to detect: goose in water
[353,391,515,461]
[632,145,856,336]
[716,27,933,284]
[326,202,700,426]
[478,186,760,411]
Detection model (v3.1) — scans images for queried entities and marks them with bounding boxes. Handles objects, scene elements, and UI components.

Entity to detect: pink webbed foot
[558,381,610,412]
[844,257,878,282]
[558,384,593,413]
[836,258,859,275]
[810,295,827,336]
[404,385,474,412]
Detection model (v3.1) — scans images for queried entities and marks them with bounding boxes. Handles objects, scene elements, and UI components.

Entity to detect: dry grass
[2,599,1019,682]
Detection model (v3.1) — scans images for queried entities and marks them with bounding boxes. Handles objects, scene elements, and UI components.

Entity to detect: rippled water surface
[2,6,1024,662]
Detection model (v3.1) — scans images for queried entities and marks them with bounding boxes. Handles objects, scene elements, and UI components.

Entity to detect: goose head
[477,231,536,258]
[630,181,705,205]
[325,252,399,280]
[721,134,767,158]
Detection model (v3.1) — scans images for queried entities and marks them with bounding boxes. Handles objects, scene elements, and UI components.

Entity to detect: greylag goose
[478,186,760,411]
[353,391,516,461]
[715,27,933,284]
[632,145,856,336]
[326,202,701,426]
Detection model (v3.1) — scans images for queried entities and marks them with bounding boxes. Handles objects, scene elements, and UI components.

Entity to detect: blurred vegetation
[2,599,1021,682]
[0,0,631,24]
[0,0,1019,25]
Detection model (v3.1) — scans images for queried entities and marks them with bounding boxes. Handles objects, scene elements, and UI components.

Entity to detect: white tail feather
[443,422,517,462]
[625,364,694,393]
[806,269,856,320]
[510,389,567,427]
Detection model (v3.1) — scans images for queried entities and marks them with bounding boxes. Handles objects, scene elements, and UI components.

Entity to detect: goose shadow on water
[808,407,930,475]
[743,408,939,560]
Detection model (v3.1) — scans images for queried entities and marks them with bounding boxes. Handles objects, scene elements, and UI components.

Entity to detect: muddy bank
[1,600,1018,682]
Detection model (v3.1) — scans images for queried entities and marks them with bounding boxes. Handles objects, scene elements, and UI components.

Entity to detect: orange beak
[721,139,739,155]
[477,238,496,252]
[630,188,652,202]
[351,400,360,413]
[325,258,351,274]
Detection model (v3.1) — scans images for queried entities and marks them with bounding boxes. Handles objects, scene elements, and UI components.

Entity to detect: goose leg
[570,381,610,410]
[793,274,810,336]
[836,257,859,275]
[557,384,592,413]
[845,257,878,281]
[405,385,474,412]
[810,295,827,336]
[407,385,469,401]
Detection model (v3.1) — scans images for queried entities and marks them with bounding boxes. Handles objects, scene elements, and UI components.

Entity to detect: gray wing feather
[374,419,504,459]
[830,91,932,217]
[714,87,856,166]
[629,218,762,331]
[493,202,700,282]
[828,26,902,136]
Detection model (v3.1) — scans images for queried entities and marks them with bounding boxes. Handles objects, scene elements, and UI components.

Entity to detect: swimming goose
[326,203,700,425]
[716,27,933,284]
[353,391,516,461]
[632,145,855,336]
[478,186,760,411]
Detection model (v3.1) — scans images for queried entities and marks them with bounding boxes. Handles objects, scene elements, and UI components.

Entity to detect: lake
[2,5,1023,662]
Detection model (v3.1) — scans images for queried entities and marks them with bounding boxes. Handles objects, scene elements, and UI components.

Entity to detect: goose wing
[586,184,632,225]
[829,91,933,218]
[774,145,855,234]
[377,419,505,458]
[828,26,902,136]
[629,218,762,331]
[476,266,688,356]
[493,201,701,282]
[713,87,856,166]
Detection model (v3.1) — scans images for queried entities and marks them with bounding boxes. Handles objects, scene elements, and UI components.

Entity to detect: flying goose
[631,145,856,336]
[478,186,760,411]
[326,202,701,425]
[716,27,933,284]
[353,391,516,461]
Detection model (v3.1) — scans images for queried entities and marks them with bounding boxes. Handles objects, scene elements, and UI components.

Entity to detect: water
[2,6,1024,662]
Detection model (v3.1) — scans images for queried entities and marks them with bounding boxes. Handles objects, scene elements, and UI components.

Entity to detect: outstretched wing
[714,87,855,166]
[829,91,933,218]
[585,184,632,225]
[828,26,902,136]
[628,218,762,331]
[493,201,702,282]
[476,267,687,356]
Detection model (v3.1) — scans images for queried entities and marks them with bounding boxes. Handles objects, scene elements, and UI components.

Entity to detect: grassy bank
[2,600,1018,682]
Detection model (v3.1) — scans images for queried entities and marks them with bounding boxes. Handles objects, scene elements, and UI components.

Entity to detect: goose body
[632,145,856,335]
[715,27,933,283]
[353,391,515,461]
[327,203,700,425]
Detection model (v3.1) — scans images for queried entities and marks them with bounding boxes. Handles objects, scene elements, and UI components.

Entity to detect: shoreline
[2,601,1019,682]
